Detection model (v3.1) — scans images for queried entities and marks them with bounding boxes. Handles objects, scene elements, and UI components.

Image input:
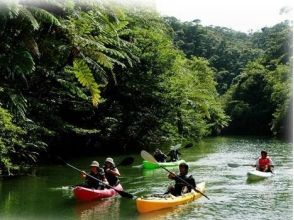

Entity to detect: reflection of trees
[75,198,120,220]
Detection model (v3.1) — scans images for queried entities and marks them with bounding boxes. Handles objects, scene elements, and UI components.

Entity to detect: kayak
[142,159,186,169]
[136,182,205,213]
[247,170,274,180]
[73,184,123,202]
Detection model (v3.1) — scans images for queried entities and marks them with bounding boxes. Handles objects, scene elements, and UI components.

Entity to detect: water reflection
[137,203,203,220]
[75,198,120,220]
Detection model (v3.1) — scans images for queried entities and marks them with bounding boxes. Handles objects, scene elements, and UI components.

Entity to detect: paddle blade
[141,150,158,163]
[227,163,240,168]
[184,143,193,149]
[119,157,134,166]
[116,189,134,199]
[173,144,182,150]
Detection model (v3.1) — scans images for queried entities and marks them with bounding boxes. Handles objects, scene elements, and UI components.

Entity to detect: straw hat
[90,161,99,167]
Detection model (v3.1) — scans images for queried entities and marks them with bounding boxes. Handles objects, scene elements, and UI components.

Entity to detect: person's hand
[168,172,176,179]
[80,171,86,179]
[105,168,111,173]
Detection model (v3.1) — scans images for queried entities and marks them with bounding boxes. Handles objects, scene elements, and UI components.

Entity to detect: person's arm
[80,171,87,179]
[105,168,120,176]
[269,157,274,167]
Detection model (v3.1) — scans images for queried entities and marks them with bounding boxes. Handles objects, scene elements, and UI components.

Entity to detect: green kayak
[142,160,186,169]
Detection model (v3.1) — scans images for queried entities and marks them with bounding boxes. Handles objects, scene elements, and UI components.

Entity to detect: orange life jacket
[258,156,270,168]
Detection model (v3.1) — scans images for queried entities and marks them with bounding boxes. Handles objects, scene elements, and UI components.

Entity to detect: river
[0,136,292,220]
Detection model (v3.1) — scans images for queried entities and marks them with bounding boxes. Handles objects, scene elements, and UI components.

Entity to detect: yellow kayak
[136,182,205,213]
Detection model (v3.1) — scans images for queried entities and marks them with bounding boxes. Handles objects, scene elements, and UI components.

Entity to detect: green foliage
[0,0,291,170]
[0,107,46,173]
[266,62,292,136]
[65,59,101,106]
[164,17,264,94]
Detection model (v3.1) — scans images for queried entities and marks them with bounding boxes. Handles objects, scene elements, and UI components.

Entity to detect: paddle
[57,156,134,199]
[141,150,210,200]
[227,163,255,168]
[228,163,277,168]
[113,157,134,168]
[169,142,193,152]
[163,142,193,159]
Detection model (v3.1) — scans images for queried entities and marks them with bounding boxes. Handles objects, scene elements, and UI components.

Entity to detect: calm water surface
[0,137,292,220]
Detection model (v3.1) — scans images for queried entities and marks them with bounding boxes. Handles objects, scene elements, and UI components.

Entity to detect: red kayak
[73,184,123,201]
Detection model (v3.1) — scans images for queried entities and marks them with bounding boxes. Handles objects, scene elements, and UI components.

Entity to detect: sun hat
[105,157,115,166]
[90,161,99,167]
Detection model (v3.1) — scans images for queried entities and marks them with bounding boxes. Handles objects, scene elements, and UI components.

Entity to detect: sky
[154,0,293,33]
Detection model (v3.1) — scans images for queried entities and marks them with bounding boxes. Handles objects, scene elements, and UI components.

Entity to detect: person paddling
[167,148,181,162]
[255,150,273,172]
[80,161,108,189]
[103,157,120,186]
[165,162,196,196]
[153,148,168,162]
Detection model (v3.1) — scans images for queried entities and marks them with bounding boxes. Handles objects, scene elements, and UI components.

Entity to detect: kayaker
[80,161,108,189]
[153,148,168,162]
[255,150,274,172]
[167,149,181,162]
[165,162,196,196]
[103,157,120,186]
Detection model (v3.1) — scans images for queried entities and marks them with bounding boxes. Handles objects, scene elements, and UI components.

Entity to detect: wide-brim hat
[90,161,99,167]
[105,157,115,166]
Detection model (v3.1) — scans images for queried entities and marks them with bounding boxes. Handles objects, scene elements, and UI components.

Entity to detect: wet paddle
[228,163,278,168]
[57,156,134,199]
[140,150,210,200]
[227,163,255,168]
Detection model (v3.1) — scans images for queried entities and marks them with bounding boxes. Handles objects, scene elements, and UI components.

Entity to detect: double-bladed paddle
[57,156,134,199]
[227,163,255,168]
[228,163,277,168]
[162,142,194,159]
[140,150,210,200]
[168,142,193,152]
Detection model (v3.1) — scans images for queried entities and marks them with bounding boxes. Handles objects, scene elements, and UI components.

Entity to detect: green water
[0,137,292,220]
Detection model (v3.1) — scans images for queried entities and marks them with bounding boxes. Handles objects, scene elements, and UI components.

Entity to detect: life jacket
[258,156,270,168]
[104,168,119,186]
[86,169,105,189]
[174,174,196,196]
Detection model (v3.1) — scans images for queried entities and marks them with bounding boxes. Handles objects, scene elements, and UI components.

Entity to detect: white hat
[105,157,114,166]
[90,161,99,167]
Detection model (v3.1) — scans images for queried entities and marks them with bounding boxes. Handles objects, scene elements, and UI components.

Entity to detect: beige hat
[90,161,99,167]
[105,157,114,166]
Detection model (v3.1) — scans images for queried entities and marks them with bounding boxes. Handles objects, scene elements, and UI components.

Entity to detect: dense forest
[0,1,292,174]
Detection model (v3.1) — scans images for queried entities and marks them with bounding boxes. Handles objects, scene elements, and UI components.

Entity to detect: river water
[0,136,292,220]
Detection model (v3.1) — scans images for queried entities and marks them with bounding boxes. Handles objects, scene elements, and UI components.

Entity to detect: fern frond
[29,7,60,26]
[83,56,108,84]
[65,59,101,106]
[14,50,35,75]
[94,52,113,69]
[18,6,39,30]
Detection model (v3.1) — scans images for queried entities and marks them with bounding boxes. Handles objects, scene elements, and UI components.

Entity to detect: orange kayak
[136,182,205,213]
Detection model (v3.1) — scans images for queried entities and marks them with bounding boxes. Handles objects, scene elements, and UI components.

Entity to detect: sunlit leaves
[65,59,101,106]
